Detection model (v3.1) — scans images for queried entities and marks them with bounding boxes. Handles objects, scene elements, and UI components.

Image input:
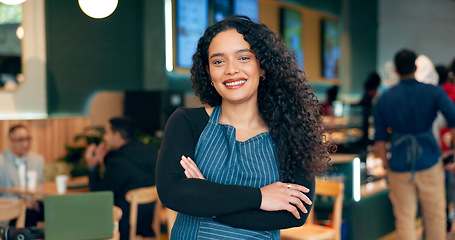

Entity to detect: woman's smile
[223,78,247,89]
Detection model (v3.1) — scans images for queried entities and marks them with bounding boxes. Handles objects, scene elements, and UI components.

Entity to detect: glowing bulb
[78,0,118,19]
[0,0,26,5]
[16,25,24,39]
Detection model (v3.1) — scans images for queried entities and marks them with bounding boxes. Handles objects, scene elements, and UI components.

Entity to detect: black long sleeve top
[156,107,315,230]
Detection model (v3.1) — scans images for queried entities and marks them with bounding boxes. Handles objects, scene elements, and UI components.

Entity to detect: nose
[225,60,239,75]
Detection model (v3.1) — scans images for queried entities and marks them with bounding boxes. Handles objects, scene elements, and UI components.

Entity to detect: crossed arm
[156,108,315,230]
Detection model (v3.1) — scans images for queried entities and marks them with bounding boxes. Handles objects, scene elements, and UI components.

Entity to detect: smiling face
[207,29,263,105]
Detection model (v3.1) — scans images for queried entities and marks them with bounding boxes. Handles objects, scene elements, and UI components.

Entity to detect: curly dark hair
[191,15,332,182]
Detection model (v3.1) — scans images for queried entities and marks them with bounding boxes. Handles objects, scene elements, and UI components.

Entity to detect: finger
[181,158,196,172]
[180,158,189,169]
[184,157,198,168]
[185,167,201,179]
[183,157,205,179]
[288,195,308,214]
[294,191,313,205]
[283,203,301,219]
[184,170,192,178]
[291,184,310,193]
[184,168,197,178]
[86,144,96,154]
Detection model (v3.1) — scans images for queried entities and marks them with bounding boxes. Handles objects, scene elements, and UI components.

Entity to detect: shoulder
[28,151,44,162]
[417,83,447,98]
[172,107,209,119]
[0,153,6,168]
[168,107,209,129]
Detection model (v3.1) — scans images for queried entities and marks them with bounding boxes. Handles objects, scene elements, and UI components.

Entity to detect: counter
[315,153,394,240]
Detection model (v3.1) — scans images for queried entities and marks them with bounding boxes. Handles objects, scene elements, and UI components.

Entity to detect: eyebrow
[209,49,253,60]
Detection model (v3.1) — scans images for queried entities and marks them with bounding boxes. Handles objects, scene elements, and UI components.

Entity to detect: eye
[239,56,250,61]
[212,59,223,65]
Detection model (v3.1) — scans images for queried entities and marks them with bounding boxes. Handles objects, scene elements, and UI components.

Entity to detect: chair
[125,186,161,240]
[0,199,26,228]
[111,206,123,240]
[281,179,344,240]
[166,208,178,239]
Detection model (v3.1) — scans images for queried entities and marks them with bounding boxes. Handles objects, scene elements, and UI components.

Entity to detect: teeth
[225,80,246,86]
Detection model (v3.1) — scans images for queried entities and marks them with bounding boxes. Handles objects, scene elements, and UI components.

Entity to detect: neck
[11,150,25,158]
[400,73,415,80]
[220,101,264,129]
[111,139,129,151]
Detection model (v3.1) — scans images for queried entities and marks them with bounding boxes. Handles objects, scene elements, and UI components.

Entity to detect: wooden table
[0,176,90,199]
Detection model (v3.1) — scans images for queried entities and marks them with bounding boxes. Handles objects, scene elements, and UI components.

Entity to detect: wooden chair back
[0,199,26,228]
[125,186,160,240]
[166,208,178,239]
[111,206,123,240]
[281,178,345,240]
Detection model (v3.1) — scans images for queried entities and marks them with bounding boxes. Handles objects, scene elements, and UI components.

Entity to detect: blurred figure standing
[374,49,455,240]
[358,72,381,145]
[320,85,339,116]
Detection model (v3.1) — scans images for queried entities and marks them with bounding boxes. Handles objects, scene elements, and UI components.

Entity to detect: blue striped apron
[171,105,281,240]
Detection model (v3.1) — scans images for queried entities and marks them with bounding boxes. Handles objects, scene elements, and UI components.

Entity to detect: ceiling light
[78,0,118,19]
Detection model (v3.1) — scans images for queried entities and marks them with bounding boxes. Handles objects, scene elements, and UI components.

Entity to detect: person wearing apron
[374,49,455,240]
[156,16,332,239]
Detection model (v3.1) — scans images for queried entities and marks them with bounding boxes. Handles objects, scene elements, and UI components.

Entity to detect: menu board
[211,0,232,23]
[233,0,259,22]
[281,8,304,70]
[176,0,209,69]
[321,19,340,79]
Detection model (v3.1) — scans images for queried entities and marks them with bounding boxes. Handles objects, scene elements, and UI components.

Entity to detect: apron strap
[391,129,434,182]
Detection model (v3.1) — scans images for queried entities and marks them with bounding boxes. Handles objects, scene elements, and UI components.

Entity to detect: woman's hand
[180,155,206,180]
[259,182,312,219]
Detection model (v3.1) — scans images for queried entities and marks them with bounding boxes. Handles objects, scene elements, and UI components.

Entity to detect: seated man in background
[84,117,158,240]
[0,124,45,226]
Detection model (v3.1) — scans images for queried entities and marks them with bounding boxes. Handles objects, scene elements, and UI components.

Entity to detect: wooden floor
[159,219,455,240]
[378,219,455,240]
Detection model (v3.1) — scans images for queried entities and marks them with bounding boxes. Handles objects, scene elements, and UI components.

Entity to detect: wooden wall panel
[0,117,91,163]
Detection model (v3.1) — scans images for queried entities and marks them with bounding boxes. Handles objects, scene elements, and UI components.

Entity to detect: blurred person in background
[0,124,44,227]
[415,54,439,86]
[84,117,158,240]
[358,72,381,145]
[374,49,455,240]
[320,85,339,116]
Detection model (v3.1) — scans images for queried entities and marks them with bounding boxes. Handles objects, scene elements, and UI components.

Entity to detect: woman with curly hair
[156,15,331,239]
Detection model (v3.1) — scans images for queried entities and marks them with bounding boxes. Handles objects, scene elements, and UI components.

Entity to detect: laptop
[44,191,114,240]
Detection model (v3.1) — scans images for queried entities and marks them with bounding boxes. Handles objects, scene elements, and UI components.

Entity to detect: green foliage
[136,130,162,149]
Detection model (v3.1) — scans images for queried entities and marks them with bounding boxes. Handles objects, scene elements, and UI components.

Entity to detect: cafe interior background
[1,0,455,239]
